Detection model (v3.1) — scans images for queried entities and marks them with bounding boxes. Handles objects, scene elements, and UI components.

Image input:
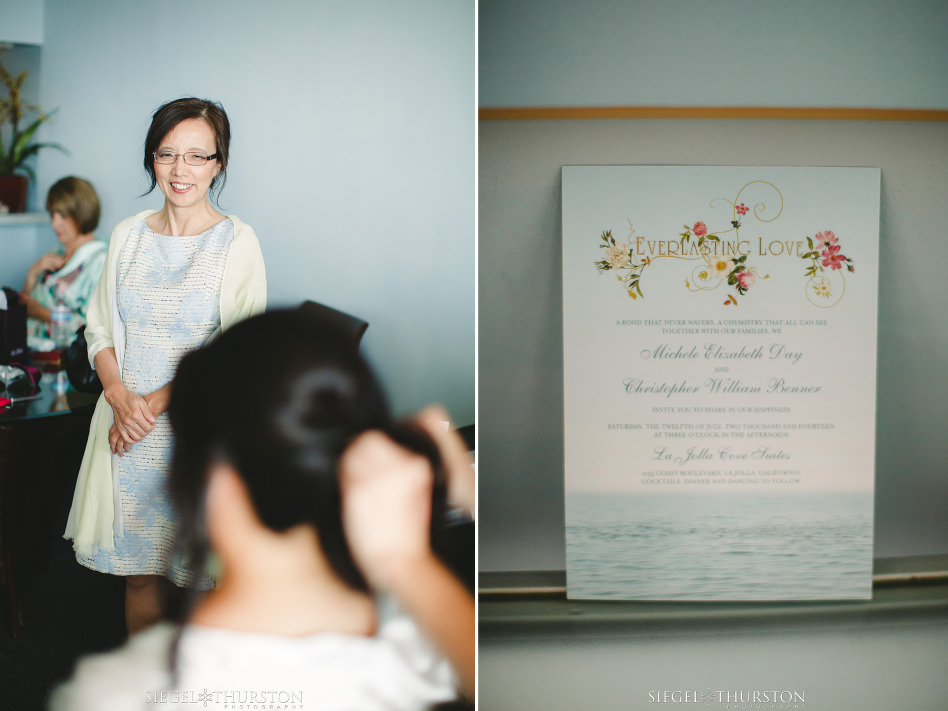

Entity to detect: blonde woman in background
[20,176,107,346]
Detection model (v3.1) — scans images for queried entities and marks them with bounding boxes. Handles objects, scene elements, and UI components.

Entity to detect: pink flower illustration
[814,230,838,249]
[692,222,707,237]
[821,244,846,270]
[737,270,757,289]
[735,203,749,216]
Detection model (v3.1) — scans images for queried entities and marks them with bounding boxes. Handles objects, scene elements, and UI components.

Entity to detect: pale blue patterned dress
[76,218,234,586]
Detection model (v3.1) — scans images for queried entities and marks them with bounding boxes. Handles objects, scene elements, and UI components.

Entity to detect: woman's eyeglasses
[153,151,219,166]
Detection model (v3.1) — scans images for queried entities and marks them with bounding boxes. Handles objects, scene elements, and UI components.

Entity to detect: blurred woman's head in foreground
[167,309,448,592]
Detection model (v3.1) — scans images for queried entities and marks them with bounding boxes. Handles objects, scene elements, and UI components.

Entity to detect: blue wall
[31,0,474,422]
[480,0,948,108]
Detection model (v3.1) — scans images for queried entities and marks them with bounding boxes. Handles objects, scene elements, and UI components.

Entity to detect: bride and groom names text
[623,378,821,396]
[623,342,819,396]
[640,343,802,364]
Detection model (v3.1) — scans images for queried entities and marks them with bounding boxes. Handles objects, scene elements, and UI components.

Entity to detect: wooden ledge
[480,583,948,641]
[479,106,948,122]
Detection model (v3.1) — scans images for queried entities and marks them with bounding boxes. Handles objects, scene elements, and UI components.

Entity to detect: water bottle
[50,283,71,348]
[53,369,70,395]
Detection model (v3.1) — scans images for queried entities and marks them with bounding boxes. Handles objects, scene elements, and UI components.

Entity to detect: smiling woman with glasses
[64,97,267,636]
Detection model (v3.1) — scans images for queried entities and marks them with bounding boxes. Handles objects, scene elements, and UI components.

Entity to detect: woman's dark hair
[46,176,100,234]
[167,309,450,598]
[142,97,231,203]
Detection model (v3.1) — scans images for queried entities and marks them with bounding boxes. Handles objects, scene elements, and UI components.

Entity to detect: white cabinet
[0,0,44,45]
[0,215,56,290]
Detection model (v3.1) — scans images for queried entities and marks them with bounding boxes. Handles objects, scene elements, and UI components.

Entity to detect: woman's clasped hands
[106,384,170,456]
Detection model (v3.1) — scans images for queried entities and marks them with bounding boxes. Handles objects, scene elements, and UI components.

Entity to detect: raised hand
[339,431,433,591]
[33,253,67,274]
[414,405,474,515]
[338,415,475,697]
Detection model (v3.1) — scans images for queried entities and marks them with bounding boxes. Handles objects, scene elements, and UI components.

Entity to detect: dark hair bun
[168,310,450,595]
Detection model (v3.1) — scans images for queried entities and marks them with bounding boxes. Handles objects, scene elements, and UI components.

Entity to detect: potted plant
[0,62,67,213]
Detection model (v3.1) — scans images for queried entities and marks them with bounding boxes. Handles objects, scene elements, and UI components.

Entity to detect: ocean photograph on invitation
[562,166,880,600]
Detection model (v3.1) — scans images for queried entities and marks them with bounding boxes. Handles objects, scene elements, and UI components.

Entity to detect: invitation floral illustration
[593,181,856,307]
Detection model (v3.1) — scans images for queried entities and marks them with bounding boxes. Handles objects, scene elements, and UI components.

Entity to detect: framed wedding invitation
[562,166,880,600]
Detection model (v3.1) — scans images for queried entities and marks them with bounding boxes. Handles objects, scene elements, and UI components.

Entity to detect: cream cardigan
[64,210,267,557]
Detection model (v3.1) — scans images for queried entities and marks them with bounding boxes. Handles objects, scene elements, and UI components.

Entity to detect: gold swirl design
[805,271,845,308]
[686,261,722,292]
[708,181,784,236]
[735,181,784,223]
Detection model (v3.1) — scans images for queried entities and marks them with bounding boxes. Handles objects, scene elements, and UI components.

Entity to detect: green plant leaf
[10,115,44,162]
[806,236,814,250]
[8,109,60,168]
[17,141,69,163]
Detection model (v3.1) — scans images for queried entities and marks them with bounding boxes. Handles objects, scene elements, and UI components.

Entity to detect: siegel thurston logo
[145,689,304,708]
[648,689,805,708]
